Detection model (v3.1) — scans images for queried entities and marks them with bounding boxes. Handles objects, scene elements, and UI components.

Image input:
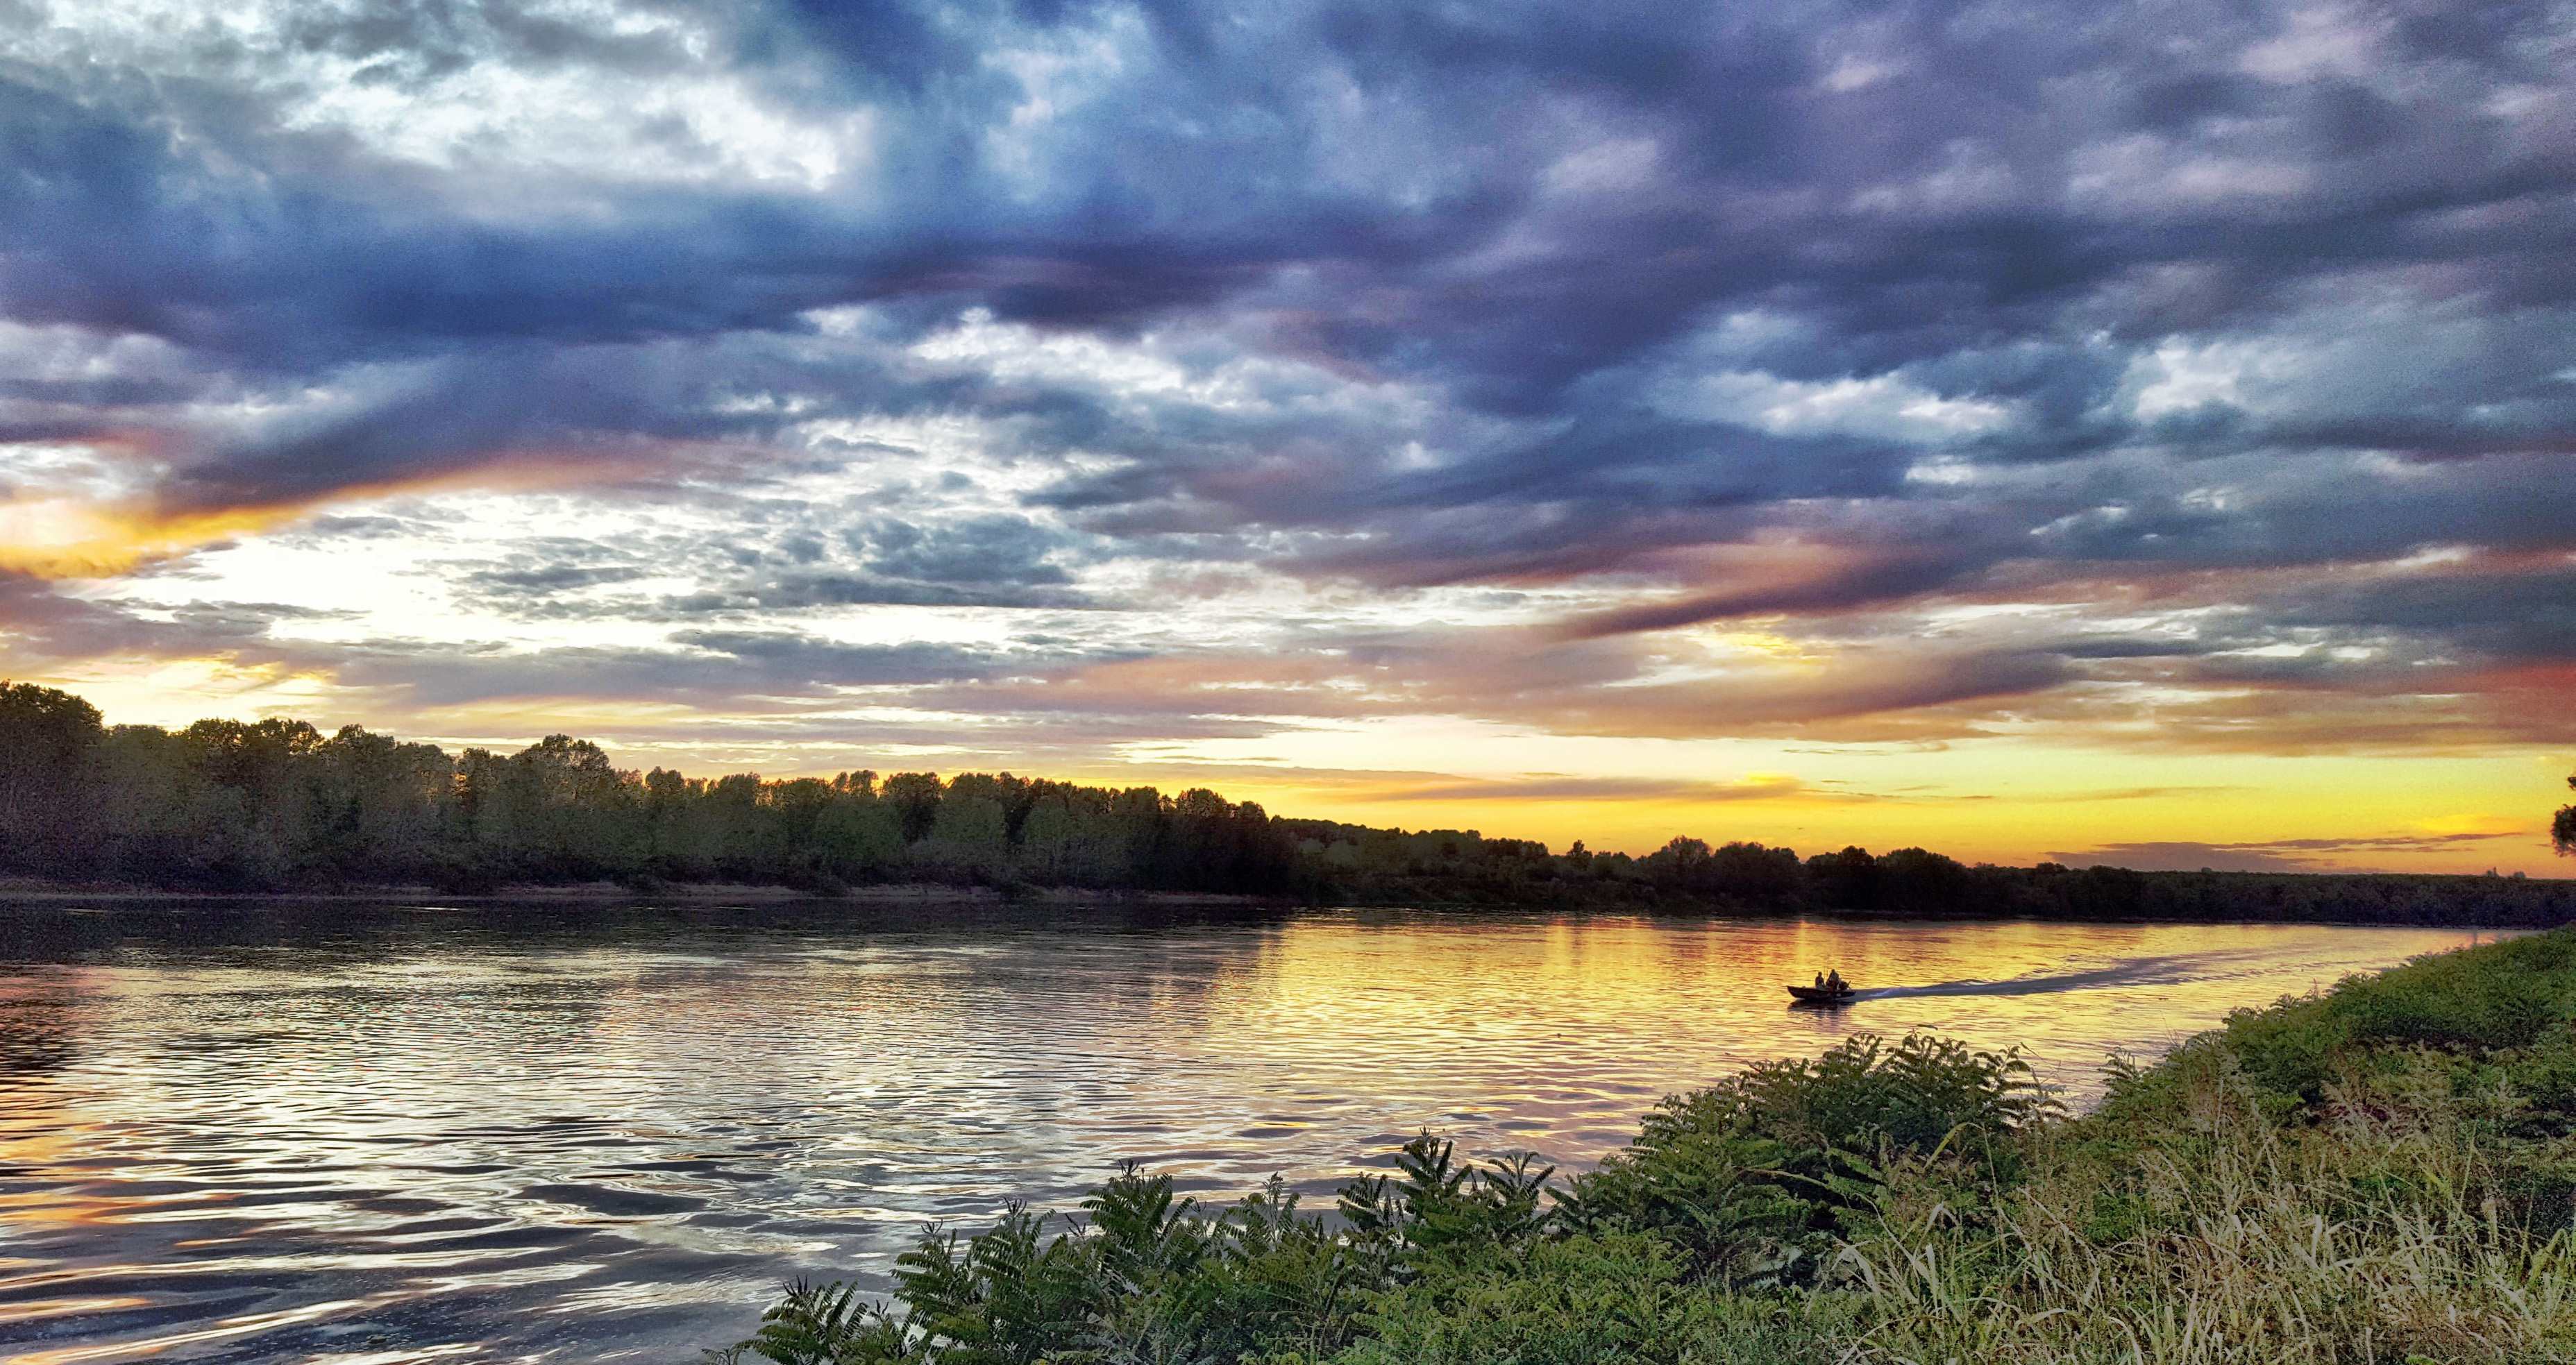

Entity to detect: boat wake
[1852,949,2294,1001]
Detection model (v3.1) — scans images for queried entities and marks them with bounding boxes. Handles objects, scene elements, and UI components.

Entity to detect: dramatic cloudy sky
[3,0,2573,871]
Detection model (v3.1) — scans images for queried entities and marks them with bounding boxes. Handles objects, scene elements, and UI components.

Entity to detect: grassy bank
[711,927,2576,1364]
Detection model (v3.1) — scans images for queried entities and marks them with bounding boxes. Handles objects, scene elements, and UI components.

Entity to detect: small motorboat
[1787,983,1857,1005]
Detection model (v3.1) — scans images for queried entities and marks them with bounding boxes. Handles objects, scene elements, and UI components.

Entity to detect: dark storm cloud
[12,0,2562,389]
[1563,549,1987,638]
[2271,565,2576,660]
[419,507,1095,622]
[664,630,1021,686]
[312,636,1021,709]
[850,513,1075,588]
[457,562,652,597]
[707,573,1085,611]
[694,508,1099,609]
[4,0,2575,729]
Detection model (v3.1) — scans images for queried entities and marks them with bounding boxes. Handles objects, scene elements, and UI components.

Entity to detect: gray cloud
[0,0,2571,749]
[2053,832,2525,874]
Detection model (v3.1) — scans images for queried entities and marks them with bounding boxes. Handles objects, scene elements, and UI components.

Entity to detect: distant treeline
[3,682,2569,924]
[1278,821,2576,926]
[0,684,1291,896]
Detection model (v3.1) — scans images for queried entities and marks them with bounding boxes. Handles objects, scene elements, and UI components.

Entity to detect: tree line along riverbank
[3,682,2570,925]
[715,927,2576,1364]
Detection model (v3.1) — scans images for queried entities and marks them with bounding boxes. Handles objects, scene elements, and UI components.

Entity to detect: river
[0,900,2506,1362]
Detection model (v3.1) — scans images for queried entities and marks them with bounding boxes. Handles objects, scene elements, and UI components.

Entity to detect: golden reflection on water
[0,907,2500,1362]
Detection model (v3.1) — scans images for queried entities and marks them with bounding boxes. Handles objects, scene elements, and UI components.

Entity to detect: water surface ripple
[0,902,2500,1362]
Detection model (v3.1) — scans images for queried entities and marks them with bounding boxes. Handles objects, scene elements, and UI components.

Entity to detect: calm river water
[0,900,2505,1362]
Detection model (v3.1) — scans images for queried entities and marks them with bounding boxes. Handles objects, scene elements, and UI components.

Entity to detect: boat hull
[1786,985,1856,1004]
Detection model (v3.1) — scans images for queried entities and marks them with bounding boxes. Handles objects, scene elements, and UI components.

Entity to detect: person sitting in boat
[1814,972,1826,990]
[1825,969,1844,992]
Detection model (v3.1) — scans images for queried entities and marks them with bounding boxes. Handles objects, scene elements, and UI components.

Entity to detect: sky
[1,0,2572,874]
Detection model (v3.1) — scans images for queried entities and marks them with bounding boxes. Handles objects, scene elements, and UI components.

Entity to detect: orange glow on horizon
[0,500,298,578]
[0,446,698,579]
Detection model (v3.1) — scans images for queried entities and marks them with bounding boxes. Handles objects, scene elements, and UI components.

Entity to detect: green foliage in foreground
[716,929,2576,1365]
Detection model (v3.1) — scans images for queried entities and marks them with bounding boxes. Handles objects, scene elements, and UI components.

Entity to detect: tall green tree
[0,683,105,876]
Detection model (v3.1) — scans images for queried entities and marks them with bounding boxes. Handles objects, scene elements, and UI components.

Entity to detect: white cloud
[9,0,874,192]
[2126,338,2260,421]
[980,12,1147,199]
[2239,3,2391,84]
[1850,139,2021,215]
[2067,135,2313,214]
[0,318,197,389]
[1540,138,1660,196]
[1661,369,2018,443]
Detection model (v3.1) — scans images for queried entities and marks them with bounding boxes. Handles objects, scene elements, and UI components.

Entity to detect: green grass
[710,929,2576,1365]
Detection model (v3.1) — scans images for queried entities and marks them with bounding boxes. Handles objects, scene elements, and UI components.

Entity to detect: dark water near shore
[0,901,2506,1362]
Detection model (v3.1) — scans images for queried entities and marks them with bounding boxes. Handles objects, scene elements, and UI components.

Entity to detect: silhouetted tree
[0,683,103,876]
[2,685,2571,926]
[1808,846,1881,910]
[1876,847,1971,913]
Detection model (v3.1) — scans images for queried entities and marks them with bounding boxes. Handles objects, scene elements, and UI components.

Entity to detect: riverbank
[6,869,2568,932]
[719,927,2576,1364]
[0,876,1272,906]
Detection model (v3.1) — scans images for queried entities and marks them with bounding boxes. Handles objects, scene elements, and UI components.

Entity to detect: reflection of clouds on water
[0,904,2503,1362]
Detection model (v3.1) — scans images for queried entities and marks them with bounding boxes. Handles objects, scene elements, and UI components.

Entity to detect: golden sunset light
[7,0,2576,1357]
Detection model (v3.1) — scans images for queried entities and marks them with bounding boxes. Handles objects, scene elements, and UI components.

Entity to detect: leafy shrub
[1558,1033,2047,1283]
[1554,1123,1830,1284]
[1718,1031,2051,1155]
[1336,1133,1555,1263]
[725,1280,910,1365]
[2331,935,2571,1050]
[892,1203,1104,1364]
[1334,1232,1847,1365]
[2212,995,2347,1101]
[2214,929,2576,1104]
[711,1148,1547,1365]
